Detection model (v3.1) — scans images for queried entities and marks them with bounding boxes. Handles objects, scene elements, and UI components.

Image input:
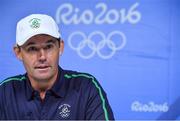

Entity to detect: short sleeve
[85,77,114,120]
[0,85,5,119]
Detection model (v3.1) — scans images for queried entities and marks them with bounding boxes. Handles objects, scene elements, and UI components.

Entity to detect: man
[0,14,114,120]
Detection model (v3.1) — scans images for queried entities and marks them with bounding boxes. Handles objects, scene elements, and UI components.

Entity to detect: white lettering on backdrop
[56,2,141,59]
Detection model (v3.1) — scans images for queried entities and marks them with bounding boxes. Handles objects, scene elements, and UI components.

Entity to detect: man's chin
[34,74,52,82]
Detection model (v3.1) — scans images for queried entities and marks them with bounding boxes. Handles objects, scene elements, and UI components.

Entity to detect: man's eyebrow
[25,42,36,46]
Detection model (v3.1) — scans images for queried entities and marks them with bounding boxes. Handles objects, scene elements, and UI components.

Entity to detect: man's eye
[27,47,38,52]
[44,44,53,50]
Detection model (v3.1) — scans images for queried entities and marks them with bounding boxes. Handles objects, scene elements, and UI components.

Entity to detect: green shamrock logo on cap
[29,18,41,29]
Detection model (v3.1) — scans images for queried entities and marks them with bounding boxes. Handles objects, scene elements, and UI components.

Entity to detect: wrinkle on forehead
[22,34,57,47]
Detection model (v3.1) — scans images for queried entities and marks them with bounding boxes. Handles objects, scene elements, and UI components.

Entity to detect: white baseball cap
[16,14,61,46]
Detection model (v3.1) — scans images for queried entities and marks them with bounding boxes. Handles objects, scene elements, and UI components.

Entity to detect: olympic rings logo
[68,31,126,59]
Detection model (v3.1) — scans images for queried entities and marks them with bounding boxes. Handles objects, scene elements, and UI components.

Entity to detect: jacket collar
[25,66,67,101]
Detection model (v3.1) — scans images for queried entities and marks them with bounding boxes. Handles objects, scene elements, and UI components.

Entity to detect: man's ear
[13,45,22,60]
[59,40,64,55]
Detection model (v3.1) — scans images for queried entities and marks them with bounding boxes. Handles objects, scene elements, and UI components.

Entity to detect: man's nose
[38,49,47,62]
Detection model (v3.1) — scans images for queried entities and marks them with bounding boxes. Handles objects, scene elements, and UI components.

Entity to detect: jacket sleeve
[0,85,5,119]
[85,77,114,121]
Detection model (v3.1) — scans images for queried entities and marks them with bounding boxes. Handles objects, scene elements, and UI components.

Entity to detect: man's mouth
[35,65,50,70]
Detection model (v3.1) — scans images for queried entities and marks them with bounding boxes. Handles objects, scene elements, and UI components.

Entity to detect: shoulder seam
[64,73,109,121]
[0,76,26,86]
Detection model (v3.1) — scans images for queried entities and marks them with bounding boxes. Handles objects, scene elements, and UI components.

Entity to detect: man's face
[14,34,64,82]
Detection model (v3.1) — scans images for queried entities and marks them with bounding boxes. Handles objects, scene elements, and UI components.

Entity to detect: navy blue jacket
[0,67,114,120]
